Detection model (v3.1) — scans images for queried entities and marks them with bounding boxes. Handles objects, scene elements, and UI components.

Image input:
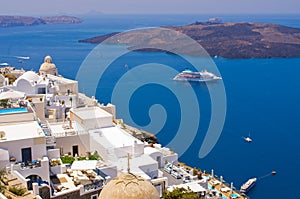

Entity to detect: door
[156,156,162,168]
[21,147,32,163]
[72,145,78,157]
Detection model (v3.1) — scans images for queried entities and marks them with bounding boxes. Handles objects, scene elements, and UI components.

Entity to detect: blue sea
[1,14,300,199]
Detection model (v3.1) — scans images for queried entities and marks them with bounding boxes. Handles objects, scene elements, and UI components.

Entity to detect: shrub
[50,159,61,166]
[0,99,9,108]
[60,156,75,164]
[0,184,6,194]
[89,151,102,160]
[4,74,17,84]
[192,168,198,176]
[78,156,86,161]
[9,185,27,196]
[162,187,198,199]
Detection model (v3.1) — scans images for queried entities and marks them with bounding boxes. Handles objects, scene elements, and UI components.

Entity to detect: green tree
[162,187,198,199]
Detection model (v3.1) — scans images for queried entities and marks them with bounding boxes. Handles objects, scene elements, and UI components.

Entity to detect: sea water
[0,14,300,199]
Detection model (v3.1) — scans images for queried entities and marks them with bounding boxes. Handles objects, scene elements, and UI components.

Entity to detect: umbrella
[0,90,25,100]
[0,148,9,160]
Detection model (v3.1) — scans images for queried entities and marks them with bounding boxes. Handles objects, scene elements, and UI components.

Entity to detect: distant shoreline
[0,15,82,28]
[79,21,300,59]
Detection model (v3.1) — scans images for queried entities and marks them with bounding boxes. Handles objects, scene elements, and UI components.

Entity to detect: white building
[0,58,181,198]
[64,106,177,181]
[0,74,7,87]
[0,121,50,184]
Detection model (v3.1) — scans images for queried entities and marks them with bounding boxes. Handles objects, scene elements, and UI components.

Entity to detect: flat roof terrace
[0,121,44,141]
[90,126,143,148]
[71,106,112,120]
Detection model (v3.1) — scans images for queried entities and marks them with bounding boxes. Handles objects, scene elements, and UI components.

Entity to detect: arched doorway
[26,175,43,190]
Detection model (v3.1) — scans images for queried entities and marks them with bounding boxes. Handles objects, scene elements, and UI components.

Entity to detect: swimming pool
[207,184,230,199]
[230,193,240,199]
[0,107,28,115]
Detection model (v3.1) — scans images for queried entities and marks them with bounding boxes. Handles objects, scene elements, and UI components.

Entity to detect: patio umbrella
[0,148,9,161]
[0,90,25,100]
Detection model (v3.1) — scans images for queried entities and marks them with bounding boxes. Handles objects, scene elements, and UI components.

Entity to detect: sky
[0,0,299,15]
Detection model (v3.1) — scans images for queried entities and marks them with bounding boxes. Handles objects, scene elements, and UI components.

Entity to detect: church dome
[99,173,159,199]
[44,55,53,63]
[39,55,58,75]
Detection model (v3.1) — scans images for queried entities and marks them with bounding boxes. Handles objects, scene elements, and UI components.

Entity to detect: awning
[71,160,98,170]
[0,89,25,100]
[0,148,9,161]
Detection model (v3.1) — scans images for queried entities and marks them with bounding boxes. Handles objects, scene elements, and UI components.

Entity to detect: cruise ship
[173,69,222,82]
[240,177,257,193]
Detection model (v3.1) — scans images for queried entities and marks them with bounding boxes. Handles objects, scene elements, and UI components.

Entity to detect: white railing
[46,136,56,145]
[51,129,88,137]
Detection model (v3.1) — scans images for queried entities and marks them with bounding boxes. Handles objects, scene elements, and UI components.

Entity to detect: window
[38,87,46,94]
[91,194,98,199]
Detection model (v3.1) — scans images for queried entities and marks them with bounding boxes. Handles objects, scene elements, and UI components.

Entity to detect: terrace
[50,162,107,195]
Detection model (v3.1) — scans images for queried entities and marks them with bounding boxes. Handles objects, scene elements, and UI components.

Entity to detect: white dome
[17,71,39,83]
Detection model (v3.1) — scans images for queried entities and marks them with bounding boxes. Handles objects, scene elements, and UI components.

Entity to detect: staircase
[3,173,37,199]
[41,121,52,136]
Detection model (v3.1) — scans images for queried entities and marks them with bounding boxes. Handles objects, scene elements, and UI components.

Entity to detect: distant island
[79,21,300,58]
[0,15,82,27]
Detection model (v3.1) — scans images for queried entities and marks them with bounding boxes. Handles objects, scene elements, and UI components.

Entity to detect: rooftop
[90,126,143,148]
[116,154,157,179]
[47,74,78,84]
[168,181,207,193]
[48,121,84,137]
[72,106,112,120]
[0,121,44,141]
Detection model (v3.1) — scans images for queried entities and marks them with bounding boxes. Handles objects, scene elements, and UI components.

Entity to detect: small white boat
[14,56,30,60]
[173,69,222,82]
[0,62,9,66]
[243,132,252,143]
[240,177,257,193]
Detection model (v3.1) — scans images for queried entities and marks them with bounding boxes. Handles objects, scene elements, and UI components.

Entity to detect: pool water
[230,193,240,199]
[0,107,28,115]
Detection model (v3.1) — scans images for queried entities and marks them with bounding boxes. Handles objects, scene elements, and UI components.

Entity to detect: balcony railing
[83,180,104,192]
[51,129,88,137]
[46,136,56,145]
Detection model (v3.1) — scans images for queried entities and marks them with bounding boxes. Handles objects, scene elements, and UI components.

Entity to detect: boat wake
[258,171,277,180]
[14,56,30,60]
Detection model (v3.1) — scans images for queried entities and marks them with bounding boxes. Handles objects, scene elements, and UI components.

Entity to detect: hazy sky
[0,0,299,15]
